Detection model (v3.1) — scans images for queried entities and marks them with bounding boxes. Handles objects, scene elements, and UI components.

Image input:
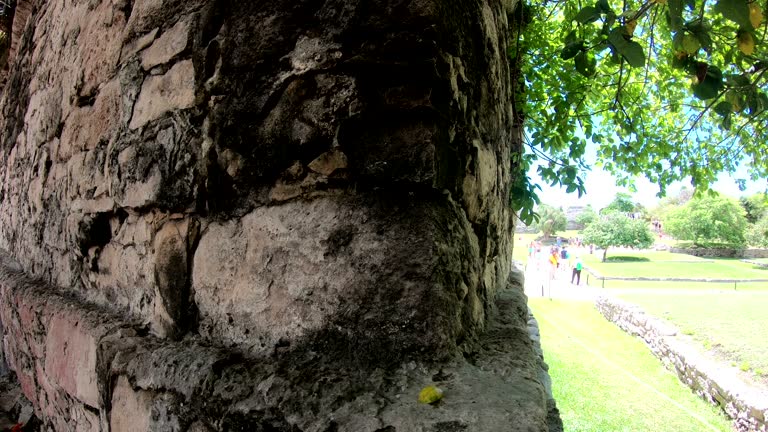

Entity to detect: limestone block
[121,29,159,62]
[129,60,196,130]
[193,196,471,360]
[57,79,123,162]
[92,243,155,315]
[36,363,101,432]
[43,311,102,408]
[142,20,190,70]
[124,0,165,35]
[307,149,348,176]
[78,0,127,94]
[23,85,63,148]
[152,219,197,337]
[110,376,152,432]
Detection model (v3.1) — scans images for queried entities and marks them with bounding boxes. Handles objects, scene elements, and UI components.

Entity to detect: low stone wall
[670,248,768,259]
[596,296,768,432]
[744,260,768,268]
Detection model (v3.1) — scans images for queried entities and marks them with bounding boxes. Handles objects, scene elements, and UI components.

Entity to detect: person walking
[571,255,583,285]
[548,248,559,281]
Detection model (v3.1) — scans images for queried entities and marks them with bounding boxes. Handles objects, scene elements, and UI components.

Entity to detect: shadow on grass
[605,256,651,263]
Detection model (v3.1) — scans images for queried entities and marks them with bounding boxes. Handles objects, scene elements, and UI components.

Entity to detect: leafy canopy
[532,204,568,237]
[510,0,768,223]
[602,192,637,213]
[663,195,748,245]
[740,192,768,222]
[581,213,655,260]
[746,213,768,246]
[575,204,599,226]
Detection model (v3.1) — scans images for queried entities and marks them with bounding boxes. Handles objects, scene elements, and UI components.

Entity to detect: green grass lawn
[586,279,767,290]
[615,292,768,385]
[529,299,732,432]
[582,252,768,280]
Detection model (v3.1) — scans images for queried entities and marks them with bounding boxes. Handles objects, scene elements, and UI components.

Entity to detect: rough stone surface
[129,59,196,129]
[0,254,557,431]
[0,0,559,430]
[597,296,768,432]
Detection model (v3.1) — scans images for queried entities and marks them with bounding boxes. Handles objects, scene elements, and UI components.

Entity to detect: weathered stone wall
[1,251,559,431]
[0,0,516,361]
[0,0,558,430]
[597,296,768,432]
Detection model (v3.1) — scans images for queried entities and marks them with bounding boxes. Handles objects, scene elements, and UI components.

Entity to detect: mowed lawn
[582,251,768,280]
[617,291,768,385]
[530,299,731,432]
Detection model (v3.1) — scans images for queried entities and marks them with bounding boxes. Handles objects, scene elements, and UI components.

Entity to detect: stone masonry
[597,296,768,432]
[0,0,560,430]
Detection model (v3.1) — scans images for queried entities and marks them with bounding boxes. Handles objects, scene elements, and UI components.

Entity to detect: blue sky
[533,165,767,211]
[529,137,768,210]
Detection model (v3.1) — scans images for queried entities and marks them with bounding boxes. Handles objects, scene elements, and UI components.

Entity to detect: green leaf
[747,91,759,114]
[561,41,585,59]
[608,28,646,67]
[691,65,723,100]
[721,112,733,129]
[621,41,646,67]
[601,12,617,35]
[573,6,602,24]
[715,0,753,29]
[668,0,685,31]
[759,93,768,113]
[714,101,732,116]
[681,33,701,54]
[574,51,596,76]
[596,0,612,14]
[726,74,751,87]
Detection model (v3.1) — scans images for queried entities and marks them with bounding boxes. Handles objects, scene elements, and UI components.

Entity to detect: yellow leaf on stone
[738,31,756,55]
[750,2,763,28]
[418,386,444,404]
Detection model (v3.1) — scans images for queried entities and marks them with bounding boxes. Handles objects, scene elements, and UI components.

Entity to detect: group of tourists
[527,240,585,286]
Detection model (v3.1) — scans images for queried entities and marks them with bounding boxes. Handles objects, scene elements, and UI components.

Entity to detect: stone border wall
[744,260,768,268]
[670,248,768,259]
[596,296,768,432]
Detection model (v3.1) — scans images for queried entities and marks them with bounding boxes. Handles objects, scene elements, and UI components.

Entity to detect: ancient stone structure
[597,296,768,432]
[0,0,560,430]
[564,206,585,230]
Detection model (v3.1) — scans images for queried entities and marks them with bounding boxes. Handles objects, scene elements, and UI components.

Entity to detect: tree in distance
[746,214,768,247]
[575,204,598,228]
[663,195,748,246]
[740,192,768,224]
[533,204,568,238]
[601,192,636,214]
[581,213,655,261]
